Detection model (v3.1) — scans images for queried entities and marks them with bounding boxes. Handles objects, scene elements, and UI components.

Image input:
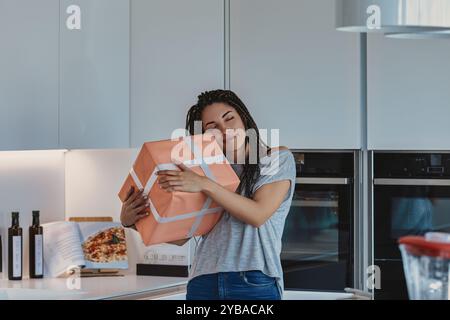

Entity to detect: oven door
[373,178,450,299]
[282,177,353,291]
[374,179,450,260]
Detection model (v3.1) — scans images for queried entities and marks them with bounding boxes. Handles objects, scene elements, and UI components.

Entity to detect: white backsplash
[0,150,66,278]
[64,148,139,221]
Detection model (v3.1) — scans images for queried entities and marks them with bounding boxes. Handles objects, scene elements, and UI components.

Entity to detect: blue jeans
[186,271,281,300]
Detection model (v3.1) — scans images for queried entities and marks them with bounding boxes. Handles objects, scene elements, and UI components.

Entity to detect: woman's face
[201,102,246,154]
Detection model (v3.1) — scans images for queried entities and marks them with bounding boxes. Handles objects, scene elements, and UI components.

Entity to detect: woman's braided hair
[186,89,269,197]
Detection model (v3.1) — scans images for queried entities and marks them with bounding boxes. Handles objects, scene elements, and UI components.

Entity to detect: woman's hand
[120,186,150,227]
[157,163,208,193]
[121,185,189,246]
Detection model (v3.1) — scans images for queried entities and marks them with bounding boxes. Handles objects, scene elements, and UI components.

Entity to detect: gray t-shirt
[189,149,297,298]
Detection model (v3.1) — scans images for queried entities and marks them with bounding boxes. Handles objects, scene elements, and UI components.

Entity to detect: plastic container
[399,233,450,300]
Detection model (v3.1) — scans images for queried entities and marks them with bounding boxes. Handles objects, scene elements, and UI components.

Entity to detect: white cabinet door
[59,0,130,149]
[367,34,450,150]
[130,0,224,147]
[0,0,59,151]
[230,0,361,149]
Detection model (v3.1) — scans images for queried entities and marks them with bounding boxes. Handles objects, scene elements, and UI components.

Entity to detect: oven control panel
[374,153,450,178]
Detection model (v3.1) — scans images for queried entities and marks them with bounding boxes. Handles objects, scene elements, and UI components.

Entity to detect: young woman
[120,90,296,300]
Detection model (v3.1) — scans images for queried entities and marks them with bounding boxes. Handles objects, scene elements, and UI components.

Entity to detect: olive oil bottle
[8,211,23,280]
[0,234,3,276]
[29,210,44,278]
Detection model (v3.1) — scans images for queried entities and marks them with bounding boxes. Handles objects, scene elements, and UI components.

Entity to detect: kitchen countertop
[0,275,188,300]
[0,275,357,300]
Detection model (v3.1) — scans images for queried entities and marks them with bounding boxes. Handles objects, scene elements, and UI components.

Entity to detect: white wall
[64,149,138,220]
[0,150,66,278]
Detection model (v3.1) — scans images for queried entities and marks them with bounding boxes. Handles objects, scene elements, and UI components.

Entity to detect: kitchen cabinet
[130,0,224,147]
[59,0,130,149]
[0,0,59,151]
[230,0,361,149]
[0,0,130,151]
[367,34,450,150]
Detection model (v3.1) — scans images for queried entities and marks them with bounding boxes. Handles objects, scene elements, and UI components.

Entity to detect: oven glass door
[374,182,450,260]
[282,179,353,291]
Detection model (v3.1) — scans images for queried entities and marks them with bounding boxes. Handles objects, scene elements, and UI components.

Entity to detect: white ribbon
[184,137,215,238]
[129,136,225,238]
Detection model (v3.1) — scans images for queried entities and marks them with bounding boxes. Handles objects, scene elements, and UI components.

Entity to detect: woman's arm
[157,164,291,228]
[203,178,290,227]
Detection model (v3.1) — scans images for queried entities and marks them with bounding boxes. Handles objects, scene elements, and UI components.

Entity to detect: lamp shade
[385,30,450,39]
[336,0,450,33]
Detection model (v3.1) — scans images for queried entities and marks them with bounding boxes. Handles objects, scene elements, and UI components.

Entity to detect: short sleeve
[252,150,297,197]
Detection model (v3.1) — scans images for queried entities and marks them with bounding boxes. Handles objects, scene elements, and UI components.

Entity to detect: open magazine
[42,221,128,277]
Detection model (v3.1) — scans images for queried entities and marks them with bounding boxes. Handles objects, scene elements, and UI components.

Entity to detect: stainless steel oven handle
[374,178,450,186]
[295,177,351,185]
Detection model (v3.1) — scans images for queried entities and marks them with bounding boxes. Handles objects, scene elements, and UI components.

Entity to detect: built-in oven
[373,152,450,300]
[282,151,355,291]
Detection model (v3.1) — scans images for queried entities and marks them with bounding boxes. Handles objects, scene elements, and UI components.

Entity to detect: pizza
[82,227,128,263]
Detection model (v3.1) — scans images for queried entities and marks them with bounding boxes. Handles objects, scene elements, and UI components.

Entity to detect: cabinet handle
[374,178,450,186]
[295,178,351,185]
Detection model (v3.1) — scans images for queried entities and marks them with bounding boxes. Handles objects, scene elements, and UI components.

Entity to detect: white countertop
[0,275,188,300]
[0,275,357,300]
